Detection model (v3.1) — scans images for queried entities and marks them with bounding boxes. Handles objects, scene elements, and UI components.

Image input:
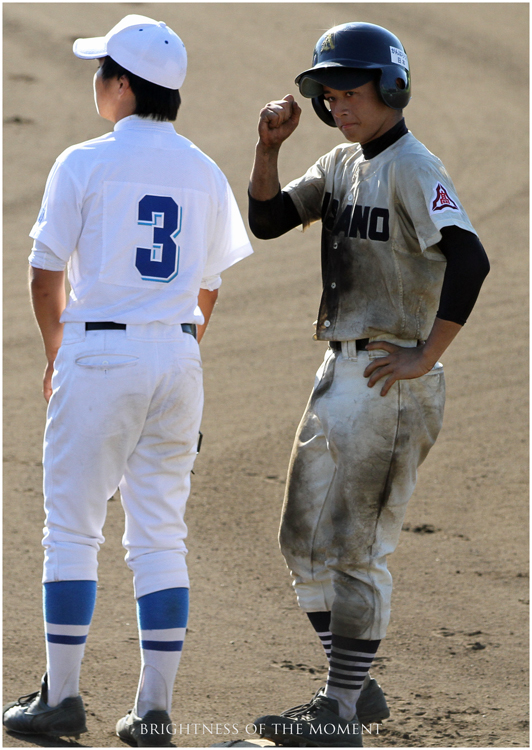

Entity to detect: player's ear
[117,74,131,94]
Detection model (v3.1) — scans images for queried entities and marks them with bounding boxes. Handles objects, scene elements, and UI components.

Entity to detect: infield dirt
[3,3,528,748]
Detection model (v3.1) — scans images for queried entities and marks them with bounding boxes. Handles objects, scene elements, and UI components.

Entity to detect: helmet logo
[390,46,408,68]
[320,33,335,53]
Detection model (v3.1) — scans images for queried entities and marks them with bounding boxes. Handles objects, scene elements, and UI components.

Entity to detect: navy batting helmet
[295,22,411,127]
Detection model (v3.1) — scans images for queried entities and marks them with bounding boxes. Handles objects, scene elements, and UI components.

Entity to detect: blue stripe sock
[43,580,97,706]
[43,580,97,625]
[137,587,189,628]
[135,587,189,716]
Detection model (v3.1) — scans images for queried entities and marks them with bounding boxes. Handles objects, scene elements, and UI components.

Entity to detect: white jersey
[30,115,253,325]
[284,132,477,341]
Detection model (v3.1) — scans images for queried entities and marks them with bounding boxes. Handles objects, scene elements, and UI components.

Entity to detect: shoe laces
[303,693,338,719]
[283,701,312,718]
[14,690,40,706]
[283,688,325,718]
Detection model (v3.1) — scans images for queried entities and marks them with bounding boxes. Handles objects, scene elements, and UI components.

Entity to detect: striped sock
[135,587,188,717]
[306,611,332,661]
[43,580,97,707]
[324,635,380,720]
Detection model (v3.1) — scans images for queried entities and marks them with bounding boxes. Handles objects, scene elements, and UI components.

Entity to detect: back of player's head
[100,56,181,121]
[295,22,411,126]
[73,15,187,103]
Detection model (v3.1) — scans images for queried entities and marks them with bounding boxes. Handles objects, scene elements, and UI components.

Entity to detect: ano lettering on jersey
[323,194,390,242]
[431,183,459,213]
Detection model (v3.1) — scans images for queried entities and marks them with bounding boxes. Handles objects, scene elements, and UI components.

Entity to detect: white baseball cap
[73,15,187,90]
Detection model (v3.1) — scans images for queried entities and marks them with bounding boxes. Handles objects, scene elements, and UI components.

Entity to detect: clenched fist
[257,95,301,150]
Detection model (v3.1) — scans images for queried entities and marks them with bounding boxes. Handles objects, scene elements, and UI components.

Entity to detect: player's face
[323,81,401,145]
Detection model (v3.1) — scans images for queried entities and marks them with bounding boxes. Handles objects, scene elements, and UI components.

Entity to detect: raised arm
[249,95,301,201]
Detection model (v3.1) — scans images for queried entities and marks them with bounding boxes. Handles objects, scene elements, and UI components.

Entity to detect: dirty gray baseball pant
[279,340,445,640]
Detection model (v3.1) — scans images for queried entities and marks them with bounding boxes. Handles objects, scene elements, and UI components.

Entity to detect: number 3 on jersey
[136,195,182,282]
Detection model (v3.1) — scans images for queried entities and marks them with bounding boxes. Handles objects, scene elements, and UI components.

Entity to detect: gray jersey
[285,132,477,342]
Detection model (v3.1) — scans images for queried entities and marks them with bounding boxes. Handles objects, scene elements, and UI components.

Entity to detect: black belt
[85,322,197,339]
[330,338,423,352]
[330,338,369,352]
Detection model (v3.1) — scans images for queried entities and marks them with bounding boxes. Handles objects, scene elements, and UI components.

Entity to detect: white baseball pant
[279,338,445,640]
[42,321,203,599]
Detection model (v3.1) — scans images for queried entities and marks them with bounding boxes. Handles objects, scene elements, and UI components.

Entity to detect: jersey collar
[361,118,408,160]
[113,114,176,133]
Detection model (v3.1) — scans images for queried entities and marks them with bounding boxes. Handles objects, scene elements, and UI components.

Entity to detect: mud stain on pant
[280,348,445,640]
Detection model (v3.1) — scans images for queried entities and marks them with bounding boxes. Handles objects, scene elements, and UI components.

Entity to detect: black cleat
[355,676,390,724]
[3,674,87,739]
[255,692,363,747]
[281,674,389,726]
[116,708,174,747]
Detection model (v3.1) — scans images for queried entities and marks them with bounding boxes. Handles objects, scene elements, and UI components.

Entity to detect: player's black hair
[100,56,181,122]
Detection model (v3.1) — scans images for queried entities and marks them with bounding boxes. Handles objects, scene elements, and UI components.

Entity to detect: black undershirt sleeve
[248,188,302,239]
[248,194,489,326]
[436,225,490,325]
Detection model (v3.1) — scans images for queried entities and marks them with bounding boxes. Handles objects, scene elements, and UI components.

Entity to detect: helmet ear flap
[311,95,336,127]
[378,66,411,109]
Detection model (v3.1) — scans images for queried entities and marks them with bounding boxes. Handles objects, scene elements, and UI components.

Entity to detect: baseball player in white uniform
[248,22,489,747]
[3,15,252,747]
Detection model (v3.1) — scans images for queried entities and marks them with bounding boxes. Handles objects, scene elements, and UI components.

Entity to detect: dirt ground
[3,3,529,749]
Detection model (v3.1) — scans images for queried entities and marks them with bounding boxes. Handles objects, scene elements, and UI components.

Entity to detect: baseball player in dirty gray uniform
[3,14,252,748]
[248,22,489,747]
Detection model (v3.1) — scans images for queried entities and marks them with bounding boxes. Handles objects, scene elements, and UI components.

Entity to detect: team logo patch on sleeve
[431,183,459,213]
